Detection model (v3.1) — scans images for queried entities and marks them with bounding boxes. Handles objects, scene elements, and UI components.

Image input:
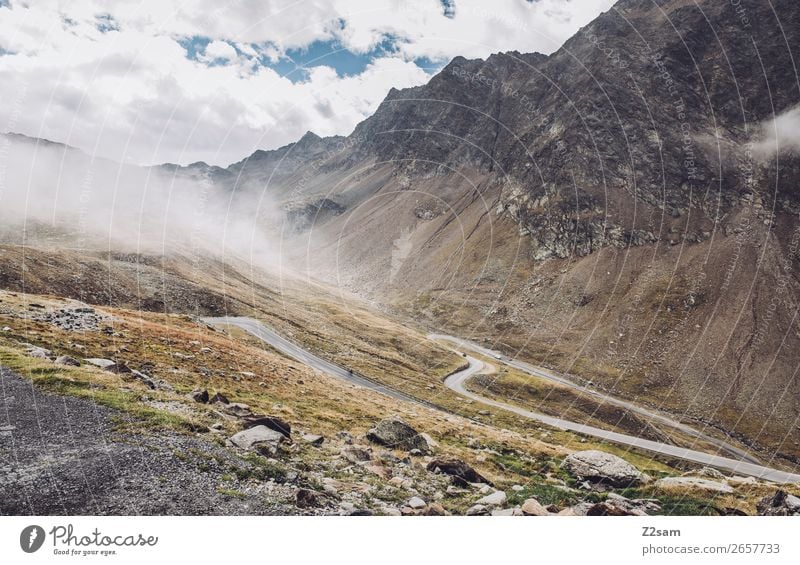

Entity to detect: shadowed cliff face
[221,0,799,259]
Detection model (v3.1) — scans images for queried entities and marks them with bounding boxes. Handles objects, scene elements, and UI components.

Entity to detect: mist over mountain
[0,132,283,265]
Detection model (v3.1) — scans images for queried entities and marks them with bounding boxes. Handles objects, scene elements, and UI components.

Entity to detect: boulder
[466,504,489,516]
[26,345,52,359]
[190,389,209,403]
[491,508,523,516]
[562,450,648,487]
[130,370,157,390]
[228,425,285,455]
[757,490,800,516]
[475,490,507,507]
[419,433,439,450]
[521,498,550,516]
[367,465,390,479]
[586,501,637,516]
[407,496,426,509]
[84,358,116,368]
[241,415,291,437]
[221,402,252,417]
[210,392,230,404]
[423,503,447,516]
[295,488,321,509]
[427,458,492,487]
[366,418,429,452]
[302,433,324,446]
[696,467,726,479]
[655,476,733,494]
[104,362,132,374]
[341,446,372,463]
[54,355,81,367]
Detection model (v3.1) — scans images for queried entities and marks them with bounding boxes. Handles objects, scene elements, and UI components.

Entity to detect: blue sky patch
[259,37,399,82]
[95,13,119,33]
[180,34,446,82]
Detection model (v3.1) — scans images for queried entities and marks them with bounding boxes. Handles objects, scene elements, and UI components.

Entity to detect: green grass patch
[231,452,288,483]
[506,481,580,507]
[216,487,247,498]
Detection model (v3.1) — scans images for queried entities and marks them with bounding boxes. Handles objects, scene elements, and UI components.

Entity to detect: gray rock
[655,476,733,494]
[476,490,506,507]
[54,355,81,367]
[757,490,800,516]
[242,415,291,437]
[407,496,426,509]
[341,446,372,463]
[466,504,489,516]
[130,370,157,389]
[302,433,324,446]
[366,418,430,452]
[103,362,132,374]
[697,466,726,479]
[228,425,285,455]
[84,358,116,368]
[562,450,648,487]
[221,402,252,417]
[491,508,522,516]
[27,346,51,359]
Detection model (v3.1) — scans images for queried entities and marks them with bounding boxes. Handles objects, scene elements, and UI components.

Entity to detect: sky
[0,0,614,166]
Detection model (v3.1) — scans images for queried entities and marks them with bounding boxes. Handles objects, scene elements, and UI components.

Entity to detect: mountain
[215,0,800,463]
[2,0,798,464]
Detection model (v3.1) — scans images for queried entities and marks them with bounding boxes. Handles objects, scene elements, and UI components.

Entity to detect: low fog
[753,105,800,158]
[0,134,285,268]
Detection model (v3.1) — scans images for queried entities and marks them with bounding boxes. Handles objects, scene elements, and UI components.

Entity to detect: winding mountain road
[445,355,800,483]
[204,316,419,404]
[430,334,760,464]
[205,316,800,483]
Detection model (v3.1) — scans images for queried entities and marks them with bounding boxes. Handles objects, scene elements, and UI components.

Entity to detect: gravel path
[0,367,293,515]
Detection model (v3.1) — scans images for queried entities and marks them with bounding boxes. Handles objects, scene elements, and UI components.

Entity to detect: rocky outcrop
[242,415,292,438]
[475,490,506,507]
[227,425,285,456]
[655,476,734,494]
[366,418,430,452]
[285,198,346,232]
[426,458,491,487]
[757,490,800,516]
[562,450,649,487]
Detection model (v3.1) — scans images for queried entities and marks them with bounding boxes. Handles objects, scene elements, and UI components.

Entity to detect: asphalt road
[203,316,419,404]
[205,317,800,483]
[429,333,760,464]
[443,355,800,483]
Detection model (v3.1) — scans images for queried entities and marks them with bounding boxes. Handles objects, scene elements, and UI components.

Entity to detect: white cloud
[202,40,238,63]
[753,105,800,158]
[0,0,612,166]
